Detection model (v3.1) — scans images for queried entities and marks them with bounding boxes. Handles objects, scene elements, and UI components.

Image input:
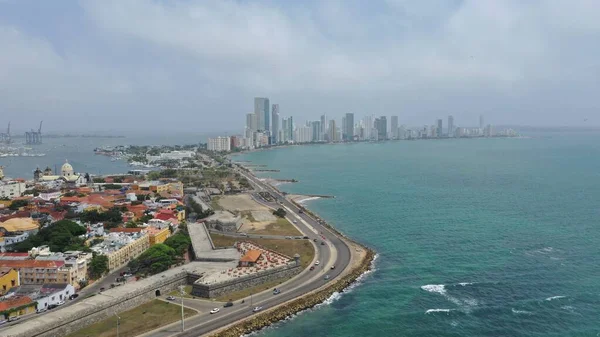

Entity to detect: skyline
[1,0,600,132]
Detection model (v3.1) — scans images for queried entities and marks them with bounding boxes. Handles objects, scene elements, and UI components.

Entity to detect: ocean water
[235,132,600,337]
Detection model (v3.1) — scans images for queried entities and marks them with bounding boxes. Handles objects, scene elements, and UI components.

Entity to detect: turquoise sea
[235,132,600,337]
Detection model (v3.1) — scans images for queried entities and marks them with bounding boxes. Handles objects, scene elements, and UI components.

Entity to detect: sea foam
[545,295,567,301]
[425,309,453,314]
[511,308,533,315]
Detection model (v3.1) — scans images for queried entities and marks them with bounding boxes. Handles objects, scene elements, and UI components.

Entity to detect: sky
[0,0,599,133]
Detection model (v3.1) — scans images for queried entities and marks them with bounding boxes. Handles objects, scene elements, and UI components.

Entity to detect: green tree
[88,255,109,279]
[125,221,138,228]
[272,208,287,218]
[9,199,29,210]
[164,232,191,256]
[128,244,177,276]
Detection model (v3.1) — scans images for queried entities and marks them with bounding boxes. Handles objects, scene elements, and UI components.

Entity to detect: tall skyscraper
[254,97,270,131]
[271,104,280,143]
[320,114,327,138]
[363,115,374,140]
[479,115,484,130]
[448,115,454,137]
[376,116,387,140]
[343,113,354,141]
[288,116,294,142]
[391,116,399,139]
[328,120,337,142]
[246,113,257,132]
[436,119,443,138]
[281,118,289,142]
[311,121,321,142]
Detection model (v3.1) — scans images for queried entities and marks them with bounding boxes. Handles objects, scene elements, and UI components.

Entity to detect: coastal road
[142,166,352,337]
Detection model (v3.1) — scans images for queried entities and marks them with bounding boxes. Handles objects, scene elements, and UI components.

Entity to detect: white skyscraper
[295,125,313,143]
[362,115,374,140]
[254,97,270,131]
[271,104,280,143]
[391,116,399,139]
[208,137,231,152]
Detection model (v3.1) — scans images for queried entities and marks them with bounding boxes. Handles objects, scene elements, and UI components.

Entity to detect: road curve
[144,166,352,337]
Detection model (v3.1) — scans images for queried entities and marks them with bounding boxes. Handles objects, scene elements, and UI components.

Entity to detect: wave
[561,305,575,312]
[298,196,321,204]
[458,282,474,287]
[420,283,478,312]
[425,308,454,314]
[545,295,567,301]
[421,284,447,295]
[511,308,533,315]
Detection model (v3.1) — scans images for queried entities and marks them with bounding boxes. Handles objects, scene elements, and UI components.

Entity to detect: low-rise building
[92,230,150,271]
[0,260,75,288]
[0,180,26,199]
[34,249,90,286]
[147,227,170,245]
[0,268,19,295]
[5,283,75,312]
[0,218,39,252]
[0,295,35,320]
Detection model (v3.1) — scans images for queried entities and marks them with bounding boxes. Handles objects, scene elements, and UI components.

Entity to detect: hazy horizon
[1,0,599,133]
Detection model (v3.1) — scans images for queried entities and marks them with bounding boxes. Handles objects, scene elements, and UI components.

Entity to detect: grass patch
[214,276,292,302]
[240,210,256,222]
[249,218,302,236]
[210,233,315,269]
[210,196,223,210]
[168,285,194,298]
[66,299,197,337]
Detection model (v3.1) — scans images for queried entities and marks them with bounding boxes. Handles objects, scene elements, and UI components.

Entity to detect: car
[253,306,263,312]
[303,236,309,239]
[8,316,20,322]
[331,265,335,270]
[285,236,291,239]
[321,241,326,246]
[36,308,47,314]
[166,296,176,301]
[99,287,105,292]
[0,319,7,325]
[313,238,318,242]
[69,294,79,300]
[292,220,298,224]
[314,261,320,266]
[223,302,234,308]
[309,266,315,271]
[324,275,330,280]
[273,288,281,295]
[210,308,220,314]
[57,300,65,306]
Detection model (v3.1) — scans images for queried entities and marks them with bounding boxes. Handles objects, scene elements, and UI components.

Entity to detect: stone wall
[192,264,301,298]
[6,271,188,337]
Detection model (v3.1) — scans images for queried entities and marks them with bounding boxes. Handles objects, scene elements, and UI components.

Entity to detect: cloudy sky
[0,0,599,133]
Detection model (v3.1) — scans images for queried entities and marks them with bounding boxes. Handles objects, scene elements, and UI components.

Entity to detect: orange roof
[240,250,261,263]
[0,260,64,269]
[110,227,143,233]
[0,296,33,311]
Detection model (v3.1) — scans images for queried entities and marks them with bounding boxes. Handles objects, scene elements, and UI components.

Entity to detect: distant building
[254,97,270,132]
[328,120,338,142]
[320,114,327,139]
[34,161,87,186]
[375,117,387,140]
[271,104,280,144]
[391,116,399,139]
[448,115,455,137]
[436,119,443,138]
[343,113,354,141]
[207,137,231,152]
[479,115,484,130]
[295,126,313,143]
[311,121,322,142]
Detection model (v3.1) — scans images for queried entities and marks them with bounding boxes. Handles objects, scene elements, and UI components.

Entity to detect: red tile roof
[240,250,261,263]
[0,296,33,311]
[0,260,64,269]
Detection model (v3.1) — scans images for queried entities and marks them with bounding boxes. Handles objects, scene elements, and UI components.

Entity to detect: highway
[144,166,352,337]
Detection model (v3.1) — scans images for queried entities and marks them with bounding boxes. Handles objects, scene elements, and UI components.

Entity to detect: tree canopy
[79,207,123,224]
[128,244,177,276]
[272,208,287,218]
[88,254,109,279]
[11,220,89,253]
[164,232,191,256]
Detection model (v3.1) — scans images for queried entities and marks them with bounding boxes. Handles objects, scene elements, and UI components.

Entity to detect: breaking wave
[545,296,567,301]
[425,308,454,314]
[512,308,533,315]
[297,196,321,204]
[420,282,479,312]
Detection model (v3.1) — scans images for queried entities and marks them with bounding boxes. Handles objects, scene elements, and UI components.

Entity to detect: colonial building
[34,161,87,186]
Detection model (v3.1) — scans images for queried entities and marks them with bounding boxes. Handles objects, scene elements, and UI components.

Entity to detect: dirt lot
[217,194,268,212]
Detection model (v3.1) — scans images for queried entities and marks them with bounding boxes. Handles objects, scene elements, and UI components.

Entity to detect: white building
[0,180,26,199]
[207,137,231,152]
[295,126,313,143]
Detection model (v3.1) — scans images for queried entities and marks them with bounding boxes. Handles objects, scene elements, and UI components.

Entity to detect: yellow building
[0,260,76,288]
[0,268,19,295]
[0,296,36,319]
[147,227,170,245]
[104,233,150,271]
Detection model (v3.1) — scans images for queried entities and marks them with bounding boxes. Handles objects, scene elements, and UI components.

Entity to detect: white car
[292,220,298,224]
[166,296,176,301]
[253,306,263,312]
[210,308,220,314]
[314,261,320,266]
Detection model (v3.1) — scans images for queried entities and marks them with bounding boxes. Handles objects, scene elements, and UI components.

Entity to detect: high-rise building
[288,116,294,142]
[328,120,337,142]
[271,104,280,143]
[398,125,407,140]
[448,115,454,137]
[295,126,313,143]
[436,119,443,138]
[254,97,270,131]
[246,113,257,131]
[311,121,321,142]
[391,116,399,139]
[343,113,354,141]
[281,118,289,142]
[479,115,484,130]
[207,137,231,152]
[362,115,373,140]
[375,116,387,140]
[320,114,327,138]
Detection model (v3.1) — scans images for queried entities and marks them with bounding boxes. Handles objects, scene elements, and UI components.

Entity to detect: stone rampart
[192,263,301,298]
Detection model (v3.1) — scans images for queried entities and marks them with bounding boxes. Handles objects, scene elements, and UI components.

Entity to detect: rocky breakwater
[210,248,376,337]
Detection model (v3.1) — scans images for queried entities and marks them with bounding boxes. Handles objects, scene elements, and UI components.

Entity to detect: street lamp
[179,285,185,331]
[115,313,121,337]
